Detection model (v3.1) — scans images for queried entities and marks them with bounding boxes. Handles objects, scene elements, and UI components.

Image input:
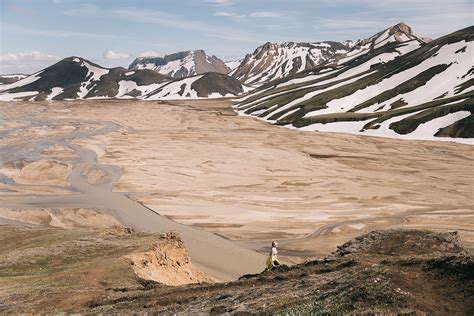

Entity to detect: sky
[0,0,472,74]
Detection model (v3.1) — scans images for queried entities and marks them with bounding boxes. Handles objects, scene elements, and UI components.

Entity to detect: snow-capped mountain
[129,50,230,78]
[225,59,242,72]
[342,40,356,49]
[144,72,245,100]
[234,25,473,144]
[0,57,169,101]
[229,41,349,86]
[336,22,430,65]
[0,74,28,85]
[0,57,245,101]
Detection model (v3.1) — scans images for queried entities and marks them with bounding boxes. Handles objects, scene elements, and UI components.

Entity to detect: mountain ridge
[229,40,349,86]
[0,56,244,101]
[234,25,473,144]
[129,50,230,78]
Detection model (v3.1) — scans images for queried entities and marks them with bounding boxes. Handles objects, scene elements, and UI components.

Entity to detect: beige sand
[1,159,72,186]
[0,208,123,228]
[0,99,472,269]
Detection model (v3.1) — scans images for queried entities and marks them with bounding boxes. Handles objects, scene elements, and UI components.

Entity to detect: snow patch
[46,87,64,101]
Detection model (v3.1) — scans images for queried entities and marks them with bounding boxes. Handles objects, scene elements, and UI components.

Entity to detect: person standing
[266,241,280,270]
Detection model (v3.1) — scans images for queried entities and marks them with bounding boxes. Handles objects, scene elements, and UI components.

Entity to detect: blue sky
[0,0,472,74]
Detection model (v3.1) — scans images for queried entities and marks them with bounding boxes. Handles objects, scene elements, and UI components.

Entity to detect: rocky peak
[129,50,230,78]
[392,21,412,35]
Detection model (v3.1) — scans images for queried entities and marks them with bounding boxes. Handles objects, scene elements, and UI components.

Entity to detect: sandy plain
[0,99,472,278]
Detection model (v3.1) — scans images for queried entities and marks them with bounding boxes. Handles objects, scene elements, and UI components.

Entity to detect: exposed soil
[127,231,216,286]
[1,227,472,314]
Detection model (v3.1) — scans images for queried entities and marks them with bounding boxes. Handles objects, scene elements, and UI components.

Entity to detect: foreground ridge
[1,227,472,314]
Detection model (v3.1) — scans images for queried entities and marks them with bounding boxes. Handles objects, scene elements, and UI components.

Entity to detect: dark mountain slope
[0,57,245,101]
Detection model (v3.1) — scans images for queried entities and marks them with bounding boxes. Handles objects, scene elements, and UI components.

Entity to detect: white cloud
[138,51,163,57]
[0,51,59,62]
[3,23,126,39]
[204,0,233,7]
[0,51,60,74]
[64,4,99,16]
[248,11,282,18]
[103,50,130,59]
[112,8,264,43]
[214,11,283,19]
[214,11,234,17]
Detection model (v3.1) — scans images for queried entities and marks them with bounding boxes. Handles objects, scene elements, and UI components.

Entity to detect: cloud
[215,11,283,19]
[0,51,59,62]
[3,23,127,40]
[64,4,99,16]
[9,6,37,15]
[103,50,130,60]
[138,51,163,57]
[248,11,282,18]
[111,8,264,43]
[59,4,264,43]
[315,0,472,39]
[0,51,60,74]
[214,11,235,17]
[204,0,233,6]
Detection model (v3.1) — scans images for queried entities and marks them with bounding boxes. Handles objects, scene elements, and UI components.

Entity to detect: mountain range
[234,25,473,143]
[0,57,244,101]
[229,41,349,86]
[0,22,472,142]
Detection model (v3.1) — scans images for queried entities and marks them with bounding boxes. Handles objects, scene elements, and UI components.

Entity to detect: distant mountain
[336,22,430,65]
[144,72,245,100]
[342,40,356,49]
[129,50,230,78]
[229,41,349,86]
[0,57,245,101]
[224,59,242,72]
[0,57,169,101]
[0,74,28,85]
[234,25,473,143]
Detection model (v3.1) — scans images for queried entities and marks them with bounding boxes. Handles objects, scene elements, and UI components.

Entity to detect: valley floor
[0,99,473,275]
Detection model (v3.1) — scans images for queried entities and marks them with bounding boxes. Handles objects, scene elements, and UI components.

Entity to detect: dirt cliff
[128,231,215,286]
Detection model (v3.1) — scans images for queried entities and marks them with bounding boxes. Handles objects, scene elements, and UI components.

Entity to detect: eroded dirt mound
[128,231,215,286]
[0,159,71,185]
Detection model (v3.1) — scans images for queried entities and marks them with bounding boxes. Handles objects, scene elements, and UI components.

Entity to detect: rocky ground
[1,227,472,314]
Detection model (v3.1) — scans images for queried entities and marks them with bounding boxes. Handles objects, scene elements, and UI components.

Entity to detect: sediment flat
[0,99,472,275]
